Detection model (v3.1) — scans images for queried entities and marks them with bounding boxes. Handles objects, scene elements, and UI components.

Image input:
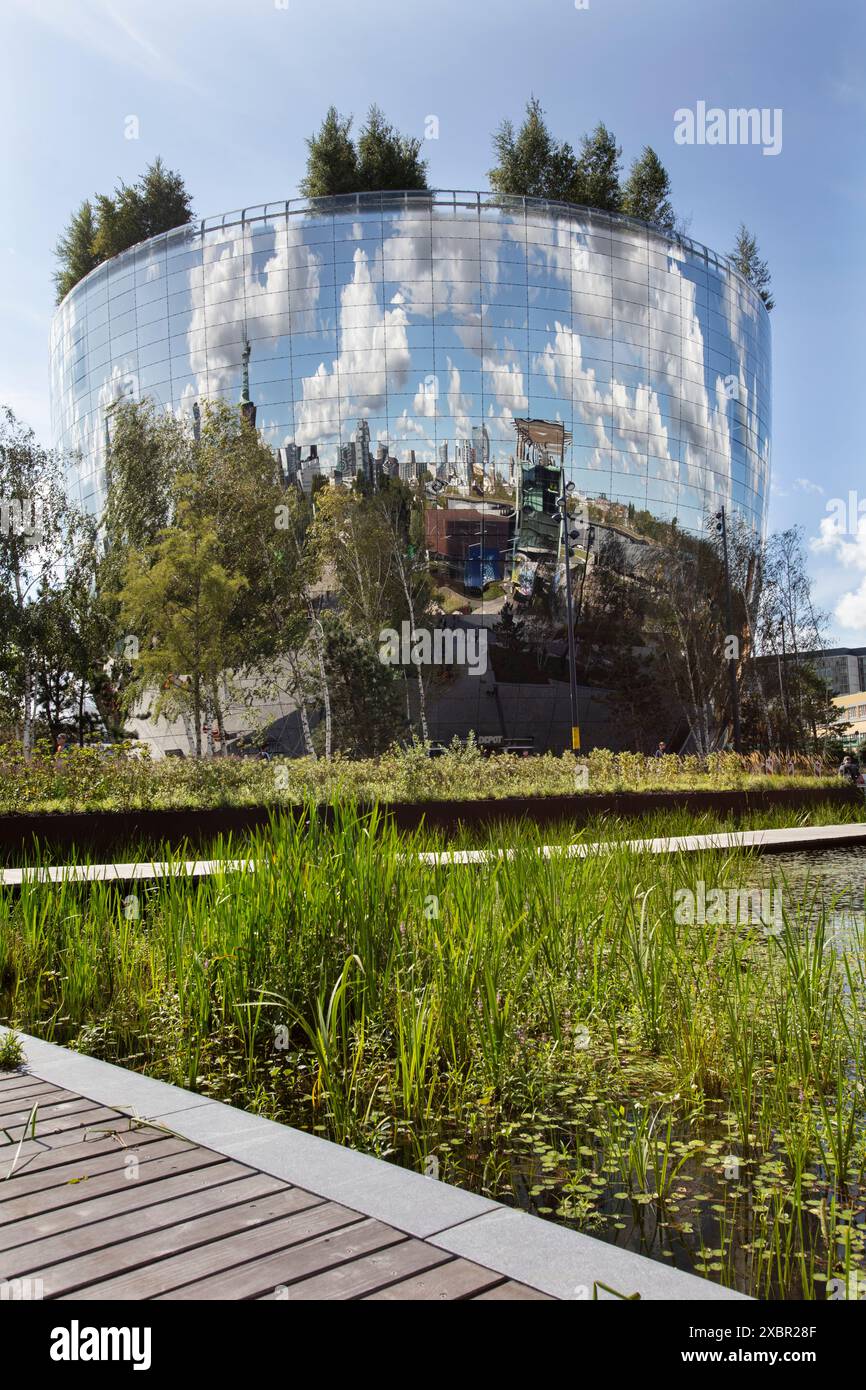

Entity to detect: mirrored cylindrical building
[50,190,771,538]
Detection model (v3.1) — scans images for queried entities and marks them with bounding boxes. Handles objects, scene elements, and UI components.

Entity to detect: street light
[555,485,595,757]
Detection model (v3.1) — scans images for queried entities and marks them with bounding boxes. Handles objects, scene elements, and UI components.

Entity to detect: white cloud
[836,580,866,629]
[811,514,866,569]
[810,515,866,635]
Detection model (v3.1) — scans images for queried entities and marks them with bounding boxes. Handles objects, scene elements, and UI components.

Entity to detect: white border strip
[3,822,865,886]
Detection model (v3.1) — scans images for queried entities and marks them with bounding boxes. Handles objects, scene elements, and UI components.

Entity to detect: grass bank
[0,742,842,814]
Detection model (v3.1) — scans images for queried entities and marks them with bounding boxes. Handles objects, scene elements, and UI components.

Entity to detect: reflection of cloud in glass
[50,196,770,538]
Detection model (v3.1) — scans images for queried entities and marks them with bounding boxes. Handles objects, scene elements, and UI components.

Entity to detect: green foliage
[54,158,193,303]
[312,482,426,640]
[488,97,578,201]
[572,122,623,212]
[621,146,676,233]
[0,743,846,815]
[300,104,428,197]
[93,157,193,262]
[730,223,775,310]
[99,398,319,753]
[299,106,359,197]
[118,503,247,756]
[489,106,674,224]
[0,408,80,754]
[0,1031,25,1070]
[356,105,428,192]
[52,201,101,302]
[316,615,404,757]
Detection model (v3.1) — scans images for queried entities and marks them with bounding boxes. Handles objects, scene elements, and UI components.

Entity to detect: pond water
[760,846,866,913]
[419,846,866,1300]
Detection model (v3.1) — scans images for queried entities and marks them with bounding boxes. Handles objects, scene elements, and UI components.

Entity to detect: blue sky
[2,0,864,641]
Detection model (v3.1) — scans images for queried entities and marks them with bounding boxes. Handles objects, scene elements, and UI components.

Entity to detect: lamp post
[574,519,596,681]
[555,482,594,757]
[714,506,742,753]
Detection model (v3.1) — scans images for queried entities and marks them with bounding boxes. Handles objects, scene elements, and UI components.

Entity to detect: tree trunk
[311,615,332,760]
[192,673,202,757]
[22,647,34,759]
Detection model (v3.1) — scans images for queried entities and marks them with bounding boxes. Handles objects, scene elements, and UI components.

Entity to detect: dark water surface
[423,847,866,1299]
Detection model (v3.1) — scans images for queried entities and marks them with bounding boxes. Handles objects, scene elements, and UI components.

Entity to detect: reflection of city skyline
[51,191,770,541]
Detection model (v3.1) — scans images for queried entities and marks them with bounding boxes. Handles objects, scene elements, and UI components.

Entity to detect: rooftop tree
[730,224,775,310]
[93,157,193,262]
[488,97,578,201]
[53,158,193,303]
[53,200,101,303]
[300,105,428,197]
[355,105,428,191]
[300,106,359,197]
[571,122,623,213]
[622,146,676,233]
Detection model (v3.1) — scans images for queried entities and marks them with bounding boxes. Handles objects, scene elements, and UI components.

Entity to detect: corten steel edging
[0,784,860,858]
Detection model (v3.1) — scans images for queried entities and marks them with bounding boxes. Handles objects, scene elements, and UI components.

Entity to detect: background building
[831,691,866,748]
[807,646,866,697]
[51,190,771,539]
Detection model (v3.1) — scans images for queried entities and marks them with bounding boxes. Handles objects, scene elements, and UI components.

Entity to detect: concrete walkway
[2,821,865,888]
[1,1031,743,1301]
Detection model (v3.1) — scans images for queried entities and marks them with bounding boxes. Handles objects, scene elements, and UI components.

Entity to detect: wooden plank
[0,1138,208,1213]
[0,1078,67,1100]
[0,1073,49,1091]
[157,1218,407,1300]
[35,1115,166,1150]
[0,1125,174,1183]
[362,1258,505,1300]
[0,1155,252,1249]
[0,1097,106,1129]
[0,1105,134,1145]
[0,1171,288,1280]
[0,1071,62,1090]
[0,1075,73,1095]
[471,1280,552,1300]
[257,1236,455,1301]
[63,1198,362,1300]
[0,1093,79,1121]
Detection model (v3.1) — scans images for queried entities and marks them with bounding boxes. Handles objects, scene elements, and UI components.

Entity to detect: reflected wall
[50,190,771,537]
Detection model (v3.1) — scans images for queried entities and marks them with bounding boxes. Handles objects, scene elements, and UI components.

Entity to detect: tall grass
[0,739,851,814]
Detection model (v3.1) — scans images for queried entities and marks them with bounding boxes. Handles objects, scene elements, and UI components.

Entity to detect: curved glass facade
[50,190,771,537]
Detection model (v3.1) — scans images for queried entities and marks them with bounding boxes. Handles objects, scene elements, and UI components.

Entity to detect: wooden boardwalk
[0,1070,548,1301]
